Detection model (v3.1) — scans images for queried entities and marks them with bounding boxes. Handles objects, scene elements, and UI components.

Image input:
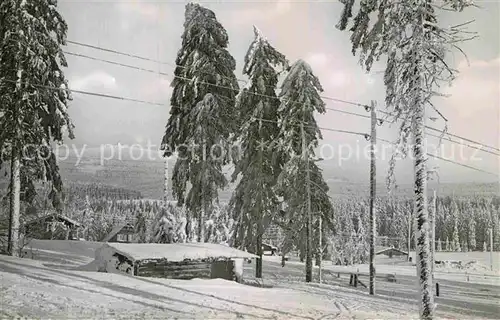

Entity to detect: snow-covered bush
[151,204,187,243]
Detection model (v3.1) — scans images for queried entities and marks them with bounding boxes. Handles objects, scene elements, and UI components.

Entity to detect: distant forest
[2,180,498,264]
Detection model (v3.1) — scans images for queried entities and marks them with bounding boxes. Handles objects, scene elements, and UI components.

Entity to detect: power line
[68,50,375,119]
[67,40,170,65]
[426,126,500,153]
[427,154,499,177]
[67,45,395,124]
[1,78,165,106]
[3,77,371,143]
[375,110,499,154]
[25,51,500,157]
[427,131,500,157]
[7,53,378,124]
[68,48,378,120]
[64,51,169,77]
[66,39,370,109]
[4,79,497,178]
[8,43,499,175]
[252,117,369,138]
[378,137,499,177]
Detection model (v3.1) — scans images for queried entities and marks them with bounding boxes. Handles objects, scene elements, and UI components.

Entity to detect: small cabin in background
[262,243,277,256]
[376,246,408,258]
[23,213,81,240]
[101,222,137,243]
[95,242,257,282]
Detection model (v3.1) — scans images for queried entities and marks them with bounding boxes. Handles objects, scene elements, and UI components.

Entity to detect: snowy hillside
[1,240,498,319]
[0,253,416,319]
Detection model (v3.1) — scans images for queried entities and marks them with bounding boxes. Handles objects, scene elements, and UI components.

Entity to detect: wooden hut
[95,242,257,282]
[376,246,408,258]
[101,222,136,243]
[24,213,81,240]
[262,243,278,255]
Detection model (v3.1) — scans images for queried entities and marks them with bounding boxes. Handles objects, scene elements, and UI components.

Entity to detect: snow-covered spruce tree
[275,59,333,282]
[468,217,477,251]
[0,0,74,256]
[183,93,228,242]
[205,204,235,244]
[152,204,187,243]
[337,0,474,317]
[493,208,500,251]
[230,26,287,278]
[452,220,461,252]
[160,3,239,241]
[135,211,147,243]
[356,210,369,263]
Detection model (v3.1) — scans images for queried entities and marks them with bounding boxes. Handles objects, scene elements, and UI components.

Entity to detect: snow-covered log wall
[95,242,256,281]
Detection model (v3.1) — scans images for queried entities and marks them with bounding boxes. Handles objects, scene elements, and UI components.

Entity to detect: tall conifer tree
[0,0,74,256]
[230,26,287,278]
[337,0,474,317]
[275,59,333,282]
[160,3,239,241]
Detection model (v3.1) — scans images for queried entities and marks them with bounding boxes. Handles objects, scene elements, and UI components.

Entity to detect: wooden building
[23,214,81,240]
[95,242,257,282]
[376,246,408,258]
[262,243,277,255]
[101,222,136,243]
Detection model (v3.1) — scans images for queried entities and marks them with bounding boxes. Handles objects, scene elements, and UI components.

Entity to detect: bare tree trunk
[256,224,263,278]
[302,121,313,283]
[318,216,322,283]
[255,136,264,279]
[413,94,434,319]
[198,144,206,243]
[186,211,192,242]
[198,206,205,243]
[8,147,21,257]
[414,3,434,318]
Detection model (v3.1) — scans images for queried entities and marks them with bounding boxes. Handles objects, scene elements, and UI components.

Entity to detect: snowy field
[0,240,498,319]
[409,251,500,273]
[271,251,500,286]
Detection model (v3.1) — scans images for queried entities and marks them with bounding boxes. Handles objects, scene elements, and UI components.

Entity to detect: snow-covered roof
[101,223,133,242]
[25,213,82,228]
[375,247,408,256]
[102,242,258,262]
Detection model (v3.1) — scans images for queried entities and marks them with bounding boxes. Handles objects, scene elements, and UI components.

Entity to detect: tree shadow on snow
[0,262,193,317]
[0,259,284,319]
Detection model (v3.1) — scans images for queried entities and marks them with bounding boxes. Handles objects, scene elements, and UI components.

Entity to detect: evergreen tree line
[159,3,332,279]
[332,195,500,260]
[66,196,234,244]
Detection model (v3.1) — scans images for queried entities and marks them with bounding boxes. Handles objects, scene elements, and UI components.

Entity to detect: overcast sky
[57,0,499,184]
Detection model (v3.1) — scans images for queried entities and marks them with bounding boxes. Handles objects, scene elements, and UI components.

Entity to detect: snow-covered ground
[409,251,500,273]
[0,240,497,319]
[266,252,500,286]
[0,254,414,319]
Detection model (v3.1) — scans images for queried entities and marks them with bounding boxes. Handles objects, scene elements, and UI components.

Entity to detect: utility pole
[369,100,377,295]
[489,228,493,271]
[318,215,322,283]
[302,119,313,283]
